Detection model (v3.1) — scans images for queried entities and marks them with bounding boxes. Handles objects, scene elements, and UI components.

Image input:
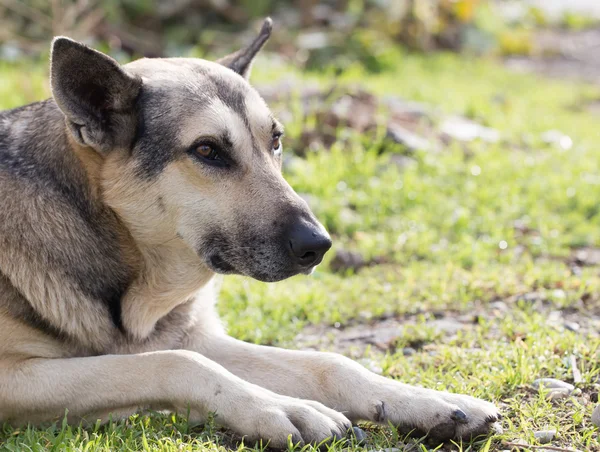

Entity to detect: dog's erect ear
[217,18,272,80]
[50,37,141,153]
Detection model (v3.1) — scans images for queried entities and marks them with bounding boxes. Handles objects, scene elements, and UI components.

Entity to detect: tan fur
[0,21,500,446]
[0,313,65,360]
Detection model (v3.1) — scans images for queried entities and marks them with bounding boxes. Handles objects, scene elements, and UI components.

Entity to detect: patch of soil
[570,247,600,266]
[295,293,600,357]
[504,27,600,83]
[256,80,501,157]
[295,313,475,358]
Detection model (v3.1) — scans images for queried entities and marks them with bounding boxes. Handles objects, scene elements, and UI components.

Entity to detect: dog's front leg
[189,334,501,441]
[0,351,350,447]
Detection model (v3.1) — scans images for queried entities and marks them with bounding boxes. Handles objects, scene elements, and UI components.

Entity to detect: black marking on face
[209,254,236,273]
[129,64,273,178]
[252,141,262,158]
[192,131,234,156]
[197,212,323,282]
[132,80,246,178]
[211,80,263,158]
[220,131,234,150]
[132,87,181,178]
[210,75,250,129]
[188,131,237,169]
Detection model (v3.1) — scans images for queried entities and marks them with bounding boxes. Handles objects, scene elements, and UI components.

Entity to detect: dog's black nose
[288,223,332,267]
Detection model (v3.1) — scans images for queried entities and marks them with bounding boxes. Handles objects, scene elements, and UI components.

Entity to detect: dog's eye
[190,143,228,168]
[272,135,282,156]
[196,144,218,160]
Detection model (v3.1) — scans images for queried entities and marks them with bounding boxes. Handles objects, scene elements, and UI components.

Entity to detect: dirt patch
[570,247,600,266]
[295,294,600,358]
[504,27,600,84]
[256,80,502,157]
[295,307,495,359]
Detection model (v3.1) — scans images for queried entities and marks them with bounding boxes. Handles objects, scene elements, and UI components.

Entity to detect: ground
[1,47,600,452]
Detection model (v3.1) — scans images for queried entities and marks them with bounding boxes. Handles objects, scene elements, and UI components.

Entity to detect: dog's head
[49,19,331,282]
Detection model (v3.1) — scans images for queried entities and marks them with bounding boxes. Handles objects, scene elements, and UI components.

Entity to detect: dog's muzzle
[285,221,332,270]
[200,216,332,282]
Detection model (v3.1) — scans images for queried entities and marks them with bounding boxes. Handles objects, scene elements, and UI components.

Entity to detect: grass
[1,46,600,451]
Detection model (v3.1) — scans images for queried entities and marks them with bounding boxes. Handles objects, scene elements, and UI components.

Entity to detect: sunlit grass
[1,49,599,451]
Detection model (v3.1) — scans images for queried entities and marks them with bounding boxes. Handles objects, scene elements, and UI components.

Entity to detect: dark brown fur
[0,20,500,445]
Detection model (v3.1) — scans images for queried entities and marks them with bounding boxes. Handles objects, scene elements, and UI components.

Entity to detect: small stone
[573,247,600,266]
[386,124,431,151]
[546,388,572,400]
[592,404,600,427]
[564,321,580,332]
[350,426,367,444]
[532,378,574,392]
[534,429,556,444]
[548,310,562,322]
[403,347,417,356]
[490,300,508,311]
[440,116,500,143]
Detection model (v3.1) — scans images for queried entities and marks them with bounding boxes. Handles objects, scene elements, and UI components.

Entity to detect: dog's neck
[69,137,216,341]
[119,239,215,340]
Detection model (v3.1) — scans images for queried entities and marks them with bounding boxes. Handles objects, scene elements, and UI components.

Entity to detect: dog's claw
[451,409,469,424]
[330,430,343,441]
[375,401,386,422]
[486,412,502,422]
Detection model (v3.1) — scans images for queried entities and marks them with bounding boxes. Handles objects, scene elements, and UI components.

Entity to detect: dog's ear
[50,37,141,153]
[217,18,272,80]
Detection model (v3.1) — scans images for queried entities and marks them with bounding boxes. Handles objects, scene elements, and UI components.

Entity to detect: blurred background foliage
[1,0,599,73]
[3,4,600,452]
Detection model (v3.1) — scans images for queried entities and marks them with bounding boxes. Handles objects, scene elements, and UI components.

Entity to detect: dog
[0,18,500,447]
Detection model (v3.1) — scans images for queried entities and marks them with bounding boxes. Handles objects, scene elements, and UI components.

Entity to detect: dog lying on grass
[0,18,501,447]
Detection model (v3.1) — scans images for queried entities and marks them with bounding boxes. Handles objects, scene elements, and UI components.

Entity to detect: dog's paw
[434,392,502,440]
[367,382,501,442]
[231,395,352,448]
